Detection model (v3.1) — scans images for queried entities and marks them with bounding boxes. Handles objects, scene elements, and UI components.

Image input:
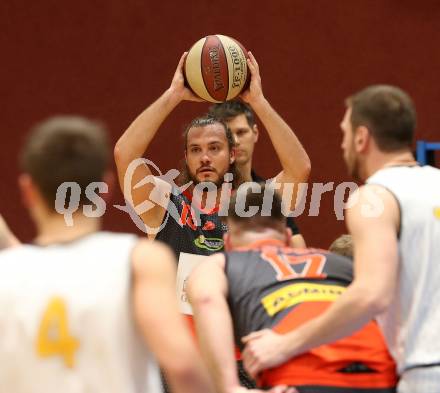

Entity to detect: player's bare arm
[114,53,203,238]
[187,253,239,393]
[240,52,311,212]
[132,240,212,393]
[242,185,400,378]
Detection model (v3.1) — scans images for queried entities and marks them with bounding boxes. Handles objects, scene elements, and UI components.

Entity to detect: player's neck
[366,150,417,179]
[34,214,101,246]
[232,230,287,248]
[236,160,252,182]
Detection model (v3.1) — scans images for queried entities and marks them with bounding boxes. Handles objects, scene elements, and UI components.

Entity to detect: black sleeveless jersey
[225,239,353,349]
[156,187,227,259]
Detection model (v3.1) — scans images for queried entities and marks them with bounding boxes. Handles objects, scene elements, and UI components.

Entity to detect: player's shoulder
[131,239,176,274]
[132,238,173,256]
[0,244,35,260]
[347,183,400,220]
[87,231,137,242]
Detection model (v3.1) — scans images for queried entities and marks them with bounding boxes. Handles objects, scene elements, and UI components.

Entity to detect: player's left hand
[242,329,290,378]
[240,51,264,105]
[168,52,204,103]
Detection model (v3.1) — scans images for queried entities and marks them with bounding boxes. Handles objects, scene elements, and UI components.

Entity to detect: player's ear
[253,124,259,142]
[230,147,236,164]
[354,125,370,153]
[285,227,293,246]
[18,173,37,209]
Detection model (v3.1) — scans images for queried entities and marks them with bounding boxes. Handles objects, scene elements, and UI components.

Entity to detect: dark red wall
[1,1,440,247]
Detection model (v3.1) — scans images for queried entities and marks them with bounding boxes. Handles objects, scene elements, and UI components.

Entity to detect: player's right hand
[168,52,204,103]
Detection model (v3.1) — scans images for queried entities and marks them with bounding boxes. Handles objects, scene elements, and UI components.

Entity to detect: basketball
[184,35,250,103]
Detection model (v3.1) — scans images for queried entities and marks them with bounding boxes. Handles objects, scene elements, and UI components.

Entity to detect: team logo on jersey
[434,207,440,220]
[202,220,216,230]
[261,282,346,316]
[194,235,224,251]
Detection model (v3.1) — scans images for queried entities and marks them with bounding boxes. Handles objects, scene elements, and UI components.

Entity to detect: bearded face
[184,123,235,187]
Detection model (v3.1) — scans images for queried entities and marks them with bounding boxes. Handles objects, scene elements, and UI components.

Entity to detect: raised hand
[168,52,204,103]
[240,51,264,106]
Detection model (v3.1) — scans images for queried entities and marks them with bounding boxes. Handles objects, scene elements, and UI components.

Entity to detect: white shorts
[398,366,440,393]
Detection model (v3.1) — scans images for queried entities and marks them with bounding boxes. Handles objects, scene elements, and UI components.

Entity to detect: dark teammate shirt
[156,186,256,389]
[225,239,397,390]
[251,171,300,235]
[156,187,227,259]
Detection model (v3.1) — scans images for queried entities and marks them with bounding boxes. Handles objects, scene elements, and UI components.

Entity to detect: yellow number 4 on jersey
[36,297,80,368]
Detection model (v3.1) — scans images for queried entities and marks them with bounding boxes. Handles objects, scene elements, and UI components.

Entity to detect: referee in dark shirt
[209,100,307,247]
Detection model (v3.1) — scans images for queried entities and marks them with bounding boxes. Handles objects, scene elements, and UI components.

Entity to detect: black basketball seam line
[201,36,216,102]
[201,35,228,102]
[217,36,229,102]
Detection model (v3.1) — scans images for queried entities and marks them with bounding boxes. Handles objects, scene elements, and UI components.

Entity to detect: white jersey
[367,165,440,374]
[0,232,161,393]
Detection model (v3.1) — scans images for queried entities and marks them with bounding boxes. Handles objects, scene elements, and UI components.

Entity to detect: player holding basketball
[188,185,397,393]
[208,100,307,248]
[0,117,212,393]
[241,85,440,393]
[114,51,310,255]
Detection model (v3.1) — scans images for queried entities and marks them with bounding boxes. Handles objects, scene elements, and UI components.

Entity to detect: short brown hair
[329,234,353,259]
[225,183,286,232]
[20,116,110,207]
[208,99,256,128]
[346,85,416,152]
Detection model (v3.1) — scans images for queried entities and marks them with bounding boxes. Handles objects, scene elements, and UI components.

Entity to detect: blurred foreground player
[0,117,211,393]
[242,85,440,393]
[188,185,397,393]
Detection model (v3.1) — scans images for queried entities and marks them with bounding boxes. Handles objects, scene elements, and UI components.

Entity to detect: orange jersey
[225,239,397,389]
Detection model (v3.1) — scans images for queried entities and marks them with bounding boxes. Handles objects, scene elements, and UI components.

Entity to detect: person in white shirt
[0,116,211,393]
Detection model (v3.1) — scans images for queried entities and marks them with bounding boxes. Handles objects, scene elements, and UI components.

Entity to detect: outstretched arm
[114,53,202,237]
[242,185,399,377]
[241,52,311,212]
[187,253,239,393]
[132,240,213,393]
